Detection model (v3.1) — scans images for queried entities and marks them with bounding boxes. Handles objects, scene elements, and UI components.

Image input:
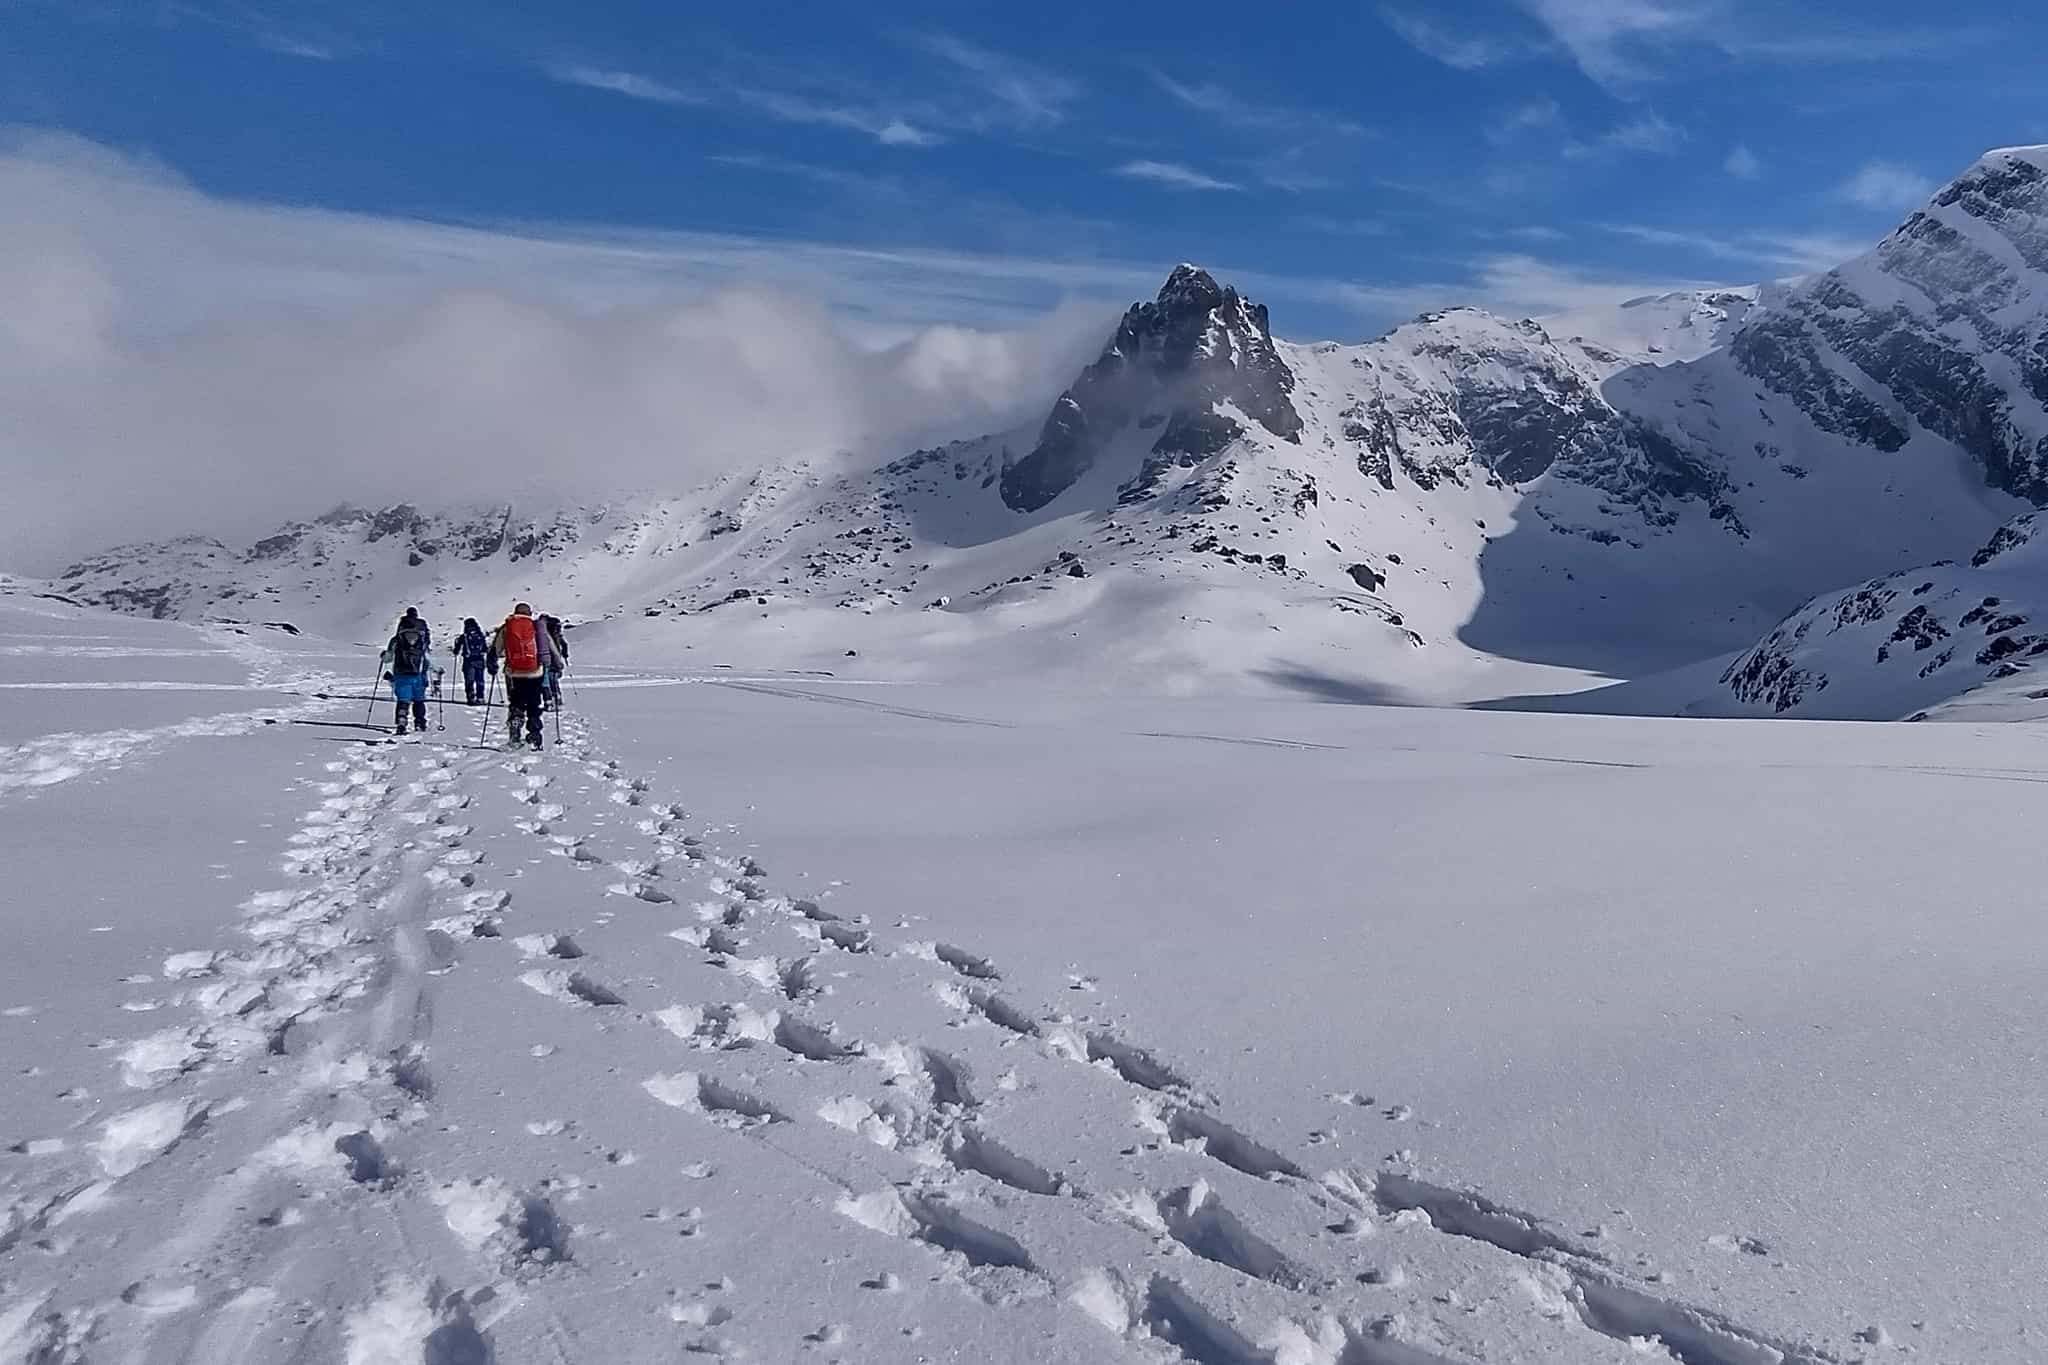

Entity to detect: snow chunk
[95,1097,205,1176]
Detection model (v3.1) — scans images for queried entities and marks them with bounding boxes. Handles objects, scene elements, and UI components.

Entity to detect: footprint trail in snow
[0,710,1856,1365]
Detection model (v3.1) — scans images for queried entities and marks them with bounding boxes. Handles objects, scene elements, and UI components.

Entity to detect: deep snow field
[3,589,2044,1365]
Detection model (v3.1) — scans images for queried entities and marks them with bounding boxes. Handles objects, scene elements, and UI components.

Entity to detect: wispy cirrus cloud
[1512,0,1706,87]
[1562,109,1684,159]
[734,88,939,147]
[917,35,1079,129]
[1599,222,1870,273]
[1486,99,1563,146]
[1148,70,1370,139]
[1537,2,2000,87]
[706,154,901,194]
[1259,168,1342,194]
[256,33,341,61]
[1717,25,2000,63]
[1724,144,1762,179]
[1379,8,1534,70]
[544,59,937,147]
[1111,160,1242,192]
[549,64,704,107]
[1407,2,1982,89]
[1838,161,1935,212]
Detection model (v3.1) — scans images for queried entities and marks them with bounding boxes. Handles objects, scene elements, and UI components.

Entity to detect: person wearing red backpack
[487,602,561,750]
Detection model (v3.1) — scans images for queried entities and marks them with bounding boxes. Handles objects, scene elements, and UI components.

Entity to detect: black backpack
[392,625,429,676]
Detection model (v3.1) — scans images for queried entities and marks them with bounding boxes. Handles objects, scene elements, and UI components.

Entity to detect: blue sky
[4,0,2045,339]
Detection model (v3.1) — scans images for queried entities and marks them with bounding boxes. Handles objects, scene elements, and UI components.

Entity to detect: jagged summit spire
[1157,263,1224,310]
[996,267,1304,513]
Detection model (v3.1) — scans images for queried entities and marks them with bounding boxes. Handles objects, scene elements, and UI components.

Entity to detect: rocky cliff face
[1732,146,2048,500]
[998,265,1303,513]
[1344,310,1735,531]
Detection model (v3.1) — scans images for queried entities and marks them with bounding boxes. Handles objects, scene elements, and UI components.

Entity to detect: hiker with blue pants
[540,614,569,709]
[383,607,432,734]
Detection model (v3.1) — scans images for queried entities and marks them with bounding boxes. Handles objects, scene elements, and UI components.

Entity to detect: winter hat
[514,603,533,616]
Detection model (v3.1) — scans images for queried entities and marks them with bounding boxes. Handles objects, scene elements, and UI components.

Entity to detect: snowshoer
[488,602,559,750]
[454,617,490,704]
[541,614,569,708]
[383,608,432,735]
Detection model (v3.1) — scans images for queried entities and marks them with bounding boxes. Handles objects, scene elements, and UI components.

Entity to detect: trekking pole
[435,669,447,731]
[364,657,387,729]
[478,673,498,747]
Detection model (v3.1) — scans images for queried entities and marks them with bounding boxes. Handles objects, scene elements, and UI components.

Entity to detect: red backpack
[501,615,540,673]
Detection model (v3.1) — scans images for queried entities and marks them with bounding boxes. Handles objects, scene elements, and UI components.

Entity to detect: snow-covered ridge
[1542,286,1761,369]
[46,146,2048,704]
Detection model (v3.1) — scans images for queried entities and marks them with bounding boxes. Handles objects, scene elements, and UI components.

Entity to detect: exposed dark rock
[1119,409,1247,505]
[1888,605,1948,651]
[1002,266,1302,512]
[1973,514,2039,566]
[1959,597,2003,627]
[366,505,424,542]
[247,530,305,561]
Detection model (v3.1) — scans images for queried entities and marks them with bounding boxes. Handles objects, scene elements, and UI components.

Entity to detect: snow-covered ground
[4,593,2045,1364]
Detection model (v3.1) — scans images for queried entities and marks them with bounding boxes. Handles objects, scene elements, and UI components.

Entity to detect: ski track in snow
[0,708,1857,1365]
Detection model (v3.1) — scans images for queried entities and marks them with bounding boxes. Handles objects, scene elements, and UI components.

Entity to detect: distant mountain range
[40,145,2048,717]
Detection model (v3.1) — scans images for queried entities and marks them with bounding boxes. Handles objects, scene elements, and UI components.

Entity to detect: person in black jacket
[383,608,432,734]
[453,617,490,704]
[540,614,570,708]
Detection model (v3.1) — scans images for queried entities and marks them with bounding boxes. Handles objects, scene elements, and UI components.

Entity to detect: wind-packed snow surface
[4,590,2045,1364]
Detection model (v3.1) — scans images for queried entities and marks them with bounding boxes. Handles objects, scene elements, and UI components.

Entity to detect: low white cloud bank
[0,132,1118,571]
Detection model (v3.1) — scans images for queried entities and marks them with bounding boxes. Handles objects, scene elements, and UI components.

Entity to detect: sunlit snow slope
[44,147,2048,711]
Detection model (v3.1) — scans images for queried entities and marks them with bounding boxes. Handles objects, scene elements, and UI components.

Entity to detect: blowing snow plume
[0,131,1114,571]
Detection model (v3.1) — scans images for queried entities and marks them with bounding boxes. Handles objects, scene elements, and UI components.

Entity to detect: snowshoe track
[2,707,1851,1365]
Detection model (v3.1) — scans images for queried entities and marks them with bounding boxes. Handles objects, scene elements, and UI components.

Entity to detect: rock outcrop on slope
[1712,511,2048,718]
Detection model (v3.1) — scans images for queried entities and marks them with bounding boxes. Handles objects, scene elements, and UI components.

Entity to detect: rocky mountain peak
[1730,143,2048,501]
[1156,262,1225,313]
[999,266,1303,513]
